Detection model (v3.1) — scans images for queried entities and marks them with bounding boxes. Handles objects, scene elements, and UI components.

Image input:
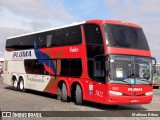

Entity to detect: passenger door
[83,24,107,103]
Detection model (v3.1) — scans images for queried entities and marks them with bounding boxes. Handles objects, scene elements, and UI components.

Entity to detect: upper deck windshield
[103,24,150,50]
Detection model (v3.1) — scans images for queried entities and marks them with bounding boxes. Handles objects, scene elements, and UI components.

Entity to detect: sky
[0,0,160,61]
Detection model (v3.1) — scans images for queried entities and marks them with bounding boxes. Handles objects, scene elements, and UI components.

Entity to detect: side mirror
[152,57,157,73]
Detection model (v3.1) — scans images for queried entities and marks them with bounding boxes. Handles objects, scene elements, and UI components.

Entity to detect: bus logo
[128,88,143,92]
[69,47,79,52]
[13,51,31,58]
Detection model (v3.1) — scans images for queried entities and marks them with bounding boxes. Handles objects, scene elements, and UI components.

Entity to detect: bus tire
[19,78,25,92]
[57,86,62,100]
[61,83,68,102]
[75,84,83,105]
[13,79,18,90]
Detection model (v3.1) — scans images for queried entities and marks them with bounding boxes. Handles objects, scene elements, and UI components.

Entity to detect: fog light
[145,92,152,96]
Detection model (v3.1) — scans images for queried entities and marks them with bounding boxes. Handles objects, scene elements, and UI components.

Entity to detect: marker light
[145,92,153,96]
[109,91,123,96]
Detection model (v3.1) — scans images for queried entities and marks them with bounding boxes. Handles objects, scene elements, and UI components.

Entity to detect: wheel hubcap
[14,81,17,88]
[20,81,23,90]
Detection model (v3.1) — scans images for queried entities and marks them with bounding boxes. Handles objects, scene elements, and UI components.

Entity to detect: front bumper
[106,95,152,105]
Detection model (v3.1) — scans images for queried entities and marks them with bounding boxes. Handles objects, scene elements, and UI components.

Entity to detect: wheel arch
[12,74,18,81]
[11,74,18,87]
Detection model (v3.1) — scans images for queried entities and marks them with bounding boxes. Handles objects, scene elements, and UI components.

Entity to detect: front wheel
[75,84,83,105]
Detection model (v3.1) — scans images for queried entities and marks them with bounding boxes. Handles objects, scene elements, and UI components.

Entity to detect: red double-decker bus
[4,20,156,105]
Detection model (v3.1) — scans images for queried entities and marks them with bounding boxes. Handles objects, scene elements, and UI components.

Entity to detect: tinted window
[70,59,82,77]
[84,24,105,82]
[65,26,82,45]
[6,25,82,51]
[24,58,82,77]
[24,60,33,74]
[24,59,49,75]
[84,24,103,45]
[51,25,82,46]
[94,58,106,83]
[6,38,21,51]
[104,24,149,50]
[6,39,14,51]
[51,29,66,46]
[23,36,34,49]
[34,33,46,48]
[60,59,70,76]
[14,38,21,50]
[6,35,34,51]
[47,35,52,47]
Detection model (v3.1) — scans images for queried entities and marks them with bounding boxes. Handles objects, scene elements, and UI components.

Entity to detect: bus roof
[85,20,141,28]
[7,20,141,40]
[7,21,85,39]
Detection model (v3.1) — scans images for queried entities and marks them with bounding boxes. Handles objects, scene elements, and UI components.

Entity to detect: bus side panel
[3,60,25,86]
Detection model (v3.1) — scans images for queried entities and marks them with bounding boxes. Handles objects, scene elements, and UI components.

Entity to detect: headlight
[109,91,122,96]
[145,92,153,96]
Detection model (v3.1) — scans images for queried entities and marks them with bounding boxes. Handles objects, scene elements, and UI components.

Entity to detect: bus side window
[65,25,82,45]
[39,34,46,48]
[60,59,70,76]
[52,29,66,46]
[84,24,105,83]
[47,35,52,47]
[70,59,82,77]
[94,61,105,77]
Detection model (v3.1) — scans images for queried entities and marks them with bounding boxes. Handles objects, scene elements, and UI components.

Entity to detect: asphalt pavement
[0,77,160,120]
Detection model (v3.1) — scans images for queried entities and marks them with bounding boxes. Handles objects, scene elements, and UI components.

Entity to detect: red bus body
[5,20,155,105]
[42,20,153,105]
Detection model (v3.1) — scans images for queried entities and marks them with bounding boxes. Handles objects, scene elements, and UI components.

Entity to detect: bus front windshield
[103,24,150,50]
[109,55,152,85]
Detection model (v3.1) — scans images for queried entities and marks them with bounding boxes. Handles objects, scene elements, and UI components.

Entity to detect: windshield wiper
[110,80,131,85]
[137,79,152,85]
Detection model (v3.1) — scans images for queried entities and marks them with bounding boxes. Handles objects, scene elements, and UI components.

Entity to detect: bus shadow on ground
[5,86,57,99]
[5,86,147,111]
[82,101,147,110]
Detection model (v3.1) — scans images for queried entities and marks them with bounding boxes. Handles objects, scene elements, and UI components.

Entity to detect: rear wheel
[19,78,25,92]
[61,83,68,102]
[13,79,18,90]
[75,84,83,105]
